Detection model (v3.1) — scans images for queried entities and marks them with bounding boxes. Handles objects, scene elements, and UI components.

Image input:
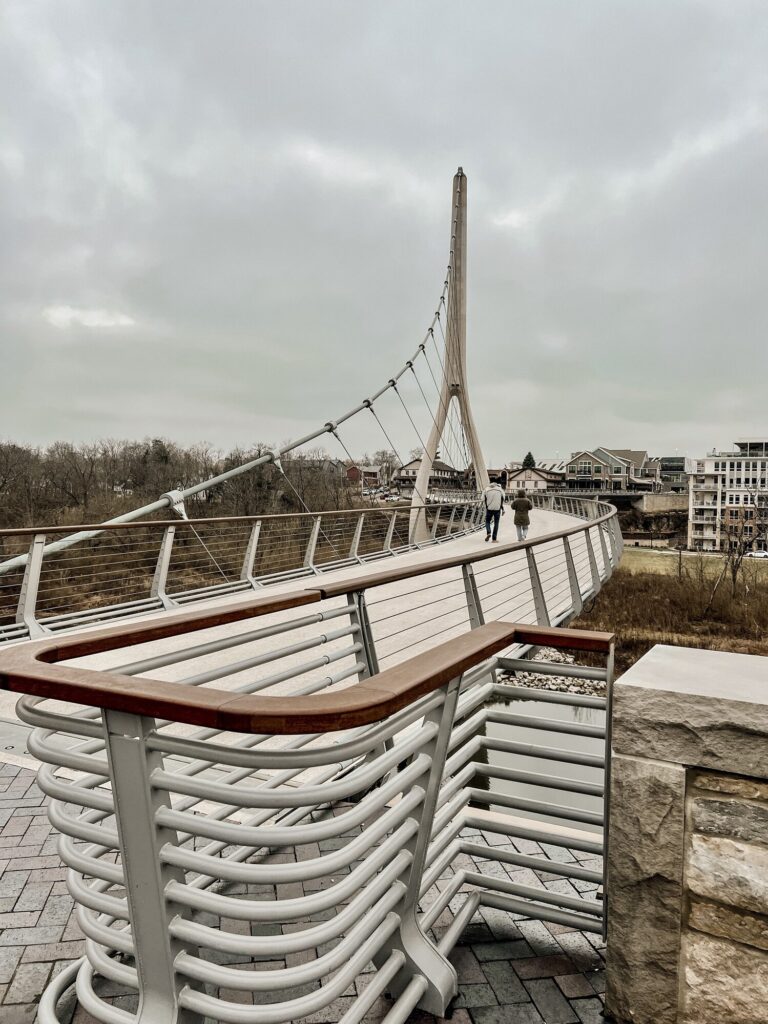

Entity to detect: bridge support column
[410,170,489,544]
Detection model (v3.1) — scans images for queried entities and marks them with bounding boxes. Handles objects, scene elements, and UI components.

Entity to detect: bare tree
[705,490,768,611]
[372,448,398,484]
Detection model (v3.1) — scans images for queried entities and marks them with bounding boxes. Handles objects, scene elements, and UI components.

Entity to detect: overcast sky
[2,1,767,467]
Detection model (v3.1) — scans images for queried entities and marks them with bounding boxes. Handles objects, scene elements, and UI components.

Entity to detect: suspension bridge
[0,171,624,1024]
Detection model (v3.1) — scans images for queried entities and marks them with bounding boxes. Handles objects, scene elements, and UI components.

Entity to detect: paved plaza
[0,760,606,1024]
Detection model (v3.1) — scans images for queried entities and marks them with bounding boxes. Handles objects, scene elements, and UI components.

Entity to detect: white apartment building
[688,438,768,551]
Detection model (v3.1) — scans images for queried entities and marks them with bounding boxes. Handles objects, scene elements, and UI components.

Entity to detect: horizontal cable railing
[0,496,620,1024]
[0,499,484,645]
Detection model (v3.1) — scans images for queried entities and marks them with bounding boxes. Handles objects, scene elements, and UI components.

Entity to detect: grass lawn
[618,545,768,579]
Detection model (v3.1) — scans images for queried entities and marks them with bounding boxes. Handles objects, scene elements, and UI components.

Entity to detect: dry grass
[573,558,768,676]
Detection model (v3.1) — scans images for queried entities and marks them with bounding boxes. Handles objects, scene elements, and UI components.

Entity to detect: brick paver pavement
[0,762,606,1023]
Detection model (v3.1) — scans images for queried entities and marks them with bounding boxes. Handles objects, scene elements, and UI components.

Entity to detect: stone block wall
[604,645,768,1024]
[682,770,768,1021]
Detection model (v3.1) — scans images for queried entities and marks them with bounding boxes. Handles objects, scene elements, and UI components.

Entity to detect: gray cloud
[2,0,767,468]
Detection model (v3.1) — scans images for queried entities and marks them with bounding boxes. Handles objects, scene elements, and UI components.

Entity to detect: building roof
[509,466,563,480]
[600,449,648,468]
[536,459,566,472]
[567,450,612,468]
[395,459,461,474]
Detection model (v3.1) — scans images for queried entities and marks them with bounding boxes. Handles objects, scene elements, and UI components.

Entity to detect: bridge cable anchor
[160,490,188,520]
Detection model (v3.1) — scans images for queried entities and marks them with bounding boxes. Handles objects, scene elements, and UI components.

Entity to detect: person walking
[511,488,533,541]
[482,477,505,542]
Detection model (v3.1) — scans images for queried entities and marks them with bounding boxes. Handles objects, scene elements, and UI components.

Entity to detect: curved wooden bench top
[0,619,612,734]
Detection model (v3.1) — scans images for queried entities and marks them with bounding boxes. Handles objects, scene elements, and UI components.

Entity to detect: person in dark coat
[511,488,533,541]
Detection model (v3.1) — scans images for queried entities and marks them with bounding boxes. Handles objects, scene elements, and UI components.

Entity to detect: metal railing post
[602,639,616,940]
[458,504,468,532]
[382,676,462,1015]
[349,513,365,560]
[597,523,612,581]
[303,516,322,570]
[562,536,583,617]
[461,564,485,628]
[526,548,550,626]
[445,506,457,537]
[607,516,621,568]
[430,506,443,540]
[240,520,262,588]
[384,512,398,553]
[151,526,177,610]
[586,526,601,593]
[102,710,202,1024]
[347,589,379,679]
[15,533,47,639]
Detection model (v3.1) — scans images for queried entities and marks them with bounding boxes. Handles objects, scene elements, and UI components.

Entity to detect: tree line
[0,438,396,529]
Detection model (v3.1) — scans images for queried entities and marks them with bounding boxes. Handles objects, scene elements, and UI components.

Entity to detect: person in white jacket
[482,478,505,542]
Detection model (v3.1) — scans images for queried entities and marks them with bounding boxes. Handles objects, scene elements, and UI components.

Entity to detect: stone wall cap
[616,644,768,707]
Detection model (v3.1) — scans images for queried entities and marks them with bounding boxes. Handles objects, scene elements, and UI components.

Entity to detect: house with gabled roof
[507,465,565,493]
[564,448,661,491]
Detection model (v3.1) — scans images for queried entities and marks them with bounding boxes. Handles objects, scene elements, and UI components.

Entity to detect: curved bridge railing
[0,493,618,647]
[0,499,483,645]
[0,497,620,1023]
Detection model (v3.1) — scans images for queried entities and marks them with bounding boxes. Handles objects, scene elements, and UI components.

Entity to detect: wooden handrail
[0,621,613,734]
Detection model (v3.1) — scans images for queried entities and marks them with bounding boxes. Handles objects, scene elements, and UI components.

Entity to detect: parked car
[745,550,768,559]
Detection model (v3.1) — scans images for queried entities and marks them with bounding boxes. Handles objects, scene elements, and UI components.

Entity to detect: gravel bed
[498,645,607,698]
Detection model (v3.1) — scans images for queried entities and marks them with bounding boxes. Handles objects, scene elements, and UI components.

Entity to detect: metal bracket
[161,490,188,520]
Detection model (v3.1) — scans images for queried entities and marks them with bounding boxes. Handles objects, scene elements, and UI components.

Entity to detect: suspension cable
[367,405,429,508]
[187,524,231,583]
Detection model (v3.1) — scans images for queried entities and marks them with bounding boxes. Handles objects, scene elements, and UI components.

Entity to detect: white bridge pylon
[410,169,489,543]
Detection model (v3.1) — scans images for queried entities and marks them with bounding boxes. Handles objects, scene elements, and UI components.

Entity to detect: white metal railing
[0,497,620,1024]
[0,499,483,645]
